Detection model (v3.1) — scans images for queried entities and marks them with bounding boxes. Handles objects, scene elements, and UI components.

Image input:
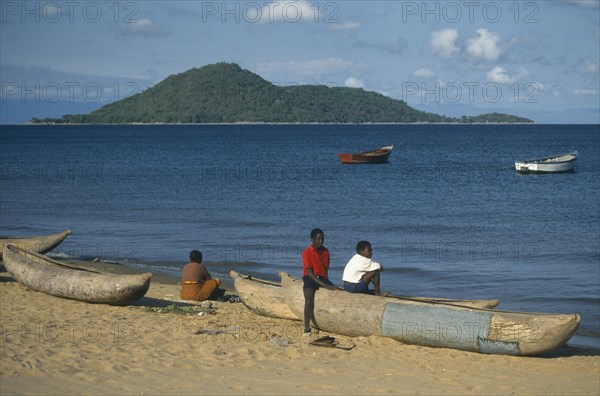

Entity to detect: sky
[1,0,599,124]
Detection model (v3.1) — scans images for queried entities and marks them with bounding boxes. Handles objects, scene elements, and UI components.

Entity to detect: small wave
[573,330,600,340]
[124,261,182,276]
[47,251,77,260]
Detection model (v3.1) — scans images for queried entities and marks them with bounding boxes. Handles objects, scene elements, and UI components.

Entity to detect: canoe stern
[230,270,298,320]
[0,230,72,260]
[3,245,153,305]
[381,302,580,355]
[381,302,515,354]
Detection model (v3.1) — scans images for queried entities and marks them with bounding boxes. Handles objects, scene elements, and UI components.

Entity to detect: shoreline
[22,256,600,343]
[22,121,537,126]
[53,258,236,291]
[1,259,599,395]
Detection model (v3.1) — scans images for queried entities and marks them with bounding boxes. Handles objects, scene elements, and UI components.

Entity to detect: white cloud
[487,66,514,84]
[130,19,155,31]
[430,28,459,59]
[577,60,600,73]
[117,18,168,38]
[329,22,361,31]
[486,66,529,84]
[467,29,501,62]
[413,68,434,78]
[256,58,353,75]
[344,77,364,88]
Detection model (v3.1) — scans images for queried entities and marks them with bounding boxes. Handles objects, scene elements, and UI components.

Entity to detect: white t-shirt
[342,254,382,283]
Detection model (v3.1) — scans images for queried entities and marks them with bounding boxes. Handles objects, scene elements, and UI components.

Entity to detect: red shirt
[302,245,330,279]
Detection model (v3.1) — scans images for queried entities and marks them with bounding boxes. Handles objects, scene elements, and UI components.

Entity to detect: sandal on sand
[309,336,356,350]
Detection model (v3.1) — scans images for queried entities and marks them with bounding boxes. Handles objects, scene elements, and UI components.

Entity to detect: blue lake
[1,124,598,343]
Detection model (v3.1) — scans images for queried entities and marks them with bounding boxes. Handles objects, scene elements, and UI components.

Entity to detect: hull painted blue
[381,303,520,355]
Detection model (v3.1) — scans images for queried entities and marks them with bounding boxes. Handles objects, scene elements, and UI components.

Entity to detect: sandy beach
[1,261,598,396]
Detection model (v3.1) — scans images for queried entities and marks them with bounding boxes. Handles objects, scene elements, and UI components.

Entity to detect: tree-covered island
[30,63,533,124]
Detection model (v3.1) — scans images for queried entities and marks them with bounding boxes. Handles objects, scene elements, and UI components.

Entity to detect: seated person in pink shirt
[342,241,385,295]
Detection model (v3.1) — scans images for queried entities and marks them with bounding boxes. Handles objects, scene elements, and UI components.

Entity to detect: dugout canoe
[280,272,580,356]
[231,271,500,321]
[230,270,298,320]
[3,245,153,305]
[0,230,72,261]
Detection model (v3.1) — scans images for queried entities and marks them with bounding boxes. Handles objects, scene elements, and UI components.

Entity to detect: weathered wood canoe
[3,245,153,305]
[281,272,580,356]
[387,294,500,309]
[231,271,500,321]
[230,270,298,320]
[0,230,72,260]
[338,145,393,164]
[515,152,577,173]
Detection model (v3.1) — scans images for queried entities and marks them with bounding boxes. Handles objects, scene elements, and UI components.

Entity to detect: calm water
[1,124,599,343]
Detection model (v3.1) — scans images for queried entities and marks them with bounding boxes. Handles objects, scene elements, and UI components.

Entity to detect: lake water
[1,124,598,345]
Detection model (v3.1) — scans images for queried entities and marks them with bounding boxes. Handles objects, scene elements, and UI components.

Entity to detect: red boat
[338,145,393,164]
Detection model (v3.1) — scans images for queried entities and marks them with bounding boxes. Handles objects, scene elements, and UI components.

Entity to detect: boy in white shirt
[342,241,385,295]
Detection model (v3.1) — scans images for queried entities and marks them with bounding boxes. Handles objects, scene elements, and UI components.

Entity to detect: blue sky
[1,0,599,123]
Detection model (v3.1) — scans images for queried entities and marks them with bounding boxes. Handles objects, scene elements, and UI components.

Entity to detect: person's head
[356,241,372,258]
[310,228,324,249]
[190,250,202,263]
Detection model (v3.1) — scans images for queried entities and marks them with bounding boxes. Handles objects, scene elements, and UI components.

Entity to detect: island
[30,63,533,124]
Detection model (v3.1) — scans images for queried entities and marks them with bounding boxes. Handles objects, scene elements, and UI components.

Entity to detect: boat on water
[0,230,72,260]
[230,271,500,321]
[338,145,393,164]
[515,152,577,173]
[280,272,580,356]
[3,245,153,305]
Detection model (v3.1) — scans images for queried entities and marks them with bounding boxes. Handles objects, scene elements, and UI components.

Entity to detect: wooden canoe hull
[387,295,499,309]
[338,145,393,164]
[232,271,499,321]
[3,245,153,305]
[230,271,298,320]
[281,273,580,356]
[0,230,72,260]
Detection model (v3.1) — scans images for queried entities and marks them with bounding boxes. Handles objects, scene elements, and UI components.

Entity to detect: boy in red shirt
[302,228,338,335]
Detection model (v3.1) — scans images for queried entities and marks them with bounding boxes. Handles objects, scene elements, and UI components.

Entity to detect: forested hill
[31,63,533,124]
